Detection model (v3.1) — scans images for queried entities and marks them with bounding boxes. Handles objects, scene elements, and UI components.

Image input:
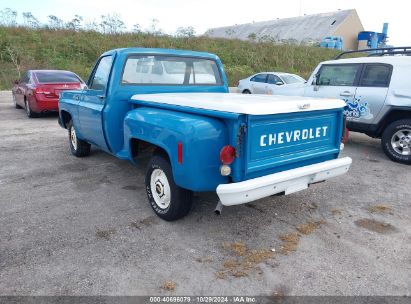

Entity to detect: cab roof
[101,47,221,61]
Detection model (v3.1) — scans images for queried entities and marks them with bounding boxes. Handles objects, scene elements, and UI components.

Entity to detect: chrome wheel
[391,129,411,156]
[150,168,171,209]
[70,126,78,151]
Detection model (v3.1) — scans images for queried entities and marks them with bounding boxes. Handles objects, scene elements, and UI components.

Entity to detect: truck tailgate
[244,109,343,179]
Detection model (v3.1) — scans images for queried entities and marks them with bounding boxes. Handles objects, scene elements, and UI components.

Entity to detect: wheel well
[130,138,170,162]
[377,110,411,136]
[243,89,250,93]
[60,110,72,128]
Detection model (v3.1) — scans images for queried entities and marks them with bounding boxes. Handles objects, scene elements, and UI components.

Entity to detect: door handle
[97,95,105,100]
[73,95,80,100]
[340,91,353,97]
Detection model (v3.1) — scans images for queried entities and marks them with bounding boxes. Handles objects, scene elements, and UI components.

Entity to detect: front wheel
[381,119,411,165]
[145,155,193,221]
[67,121,91,157]
[13,94,21,109]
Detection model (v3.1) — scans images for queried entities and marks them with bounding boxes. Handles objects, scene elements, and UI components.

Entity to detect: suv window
[267,74,283,85]
[90,56,113,91]
[359,64,391,87]
[317,64,360,86]
[250,74,268,83]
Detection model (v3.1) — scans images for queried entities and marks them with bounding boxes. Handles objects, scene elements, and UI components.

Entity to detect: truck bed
[130,93,345,115]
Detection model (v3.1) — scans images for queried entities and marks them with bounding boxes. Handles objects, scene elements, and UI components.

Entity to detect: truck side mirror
[276,81,284,86]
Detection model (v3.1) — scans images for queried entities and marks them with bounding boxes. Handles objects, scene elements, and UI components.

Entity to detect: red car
[12,70,85,118]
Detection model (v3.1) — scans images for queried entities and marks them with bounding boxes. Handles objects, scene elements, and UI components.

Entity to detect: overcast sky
[4,0,410,46]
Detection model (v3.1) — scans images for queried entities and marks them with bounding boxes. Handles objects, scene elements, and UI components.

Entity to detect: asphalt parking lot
[0,91,410,296]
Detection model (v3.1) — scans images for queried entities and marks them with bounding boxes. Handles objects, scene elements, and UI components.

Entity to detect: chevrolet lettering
[58,47,352,221]
[260,126,328,147]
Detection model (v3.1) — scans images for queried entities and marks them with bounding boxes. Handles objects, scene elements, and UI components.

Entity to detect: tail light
[220,145,236,165]
[235,80,240,87]
[34,86,50,95]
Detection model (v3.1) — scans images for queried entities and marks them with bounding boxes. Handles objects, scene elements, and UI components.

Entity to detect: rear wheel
[145,154,193,221]
[25,99,37,118]
[242,89,251,94]
[67,121,91,157]
[381,119,411,165]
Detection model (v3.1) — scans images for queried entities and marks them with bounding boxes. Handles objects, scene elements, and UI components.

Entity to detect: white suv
[275,51,411,164]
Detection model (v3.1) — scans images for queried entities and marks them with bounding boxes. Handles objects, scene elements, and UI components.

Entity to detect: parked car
[272,48,411,164]
[58,48,351,221]
[237,72,306,95]
[12,70,85,118]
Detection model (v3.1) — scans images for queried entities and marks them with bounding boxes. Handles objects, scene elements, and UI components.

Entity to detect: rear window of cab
[121,55,223,86]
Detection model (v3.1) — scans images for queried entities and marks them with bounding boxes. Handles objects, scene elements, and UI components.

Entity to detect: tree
[66,15,83,31]
[99,14,125,34]
[22,12,40,28]
[83,20,99,32]
[132,23,142,33]
[146,18,163,36]
[0,8,17,27]
[175,26,196,38]
[48,15,63,30]
[247,33,257,41]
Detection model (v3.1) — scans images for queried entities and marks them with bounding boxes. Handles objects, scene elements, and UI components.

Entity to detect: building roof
[204,9,357,43]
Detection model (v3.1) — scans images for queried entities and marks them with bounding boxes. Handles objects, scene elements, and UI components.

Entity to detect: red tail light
[220,145,236,165]
[34,86,50,95]
[235,80,240,87]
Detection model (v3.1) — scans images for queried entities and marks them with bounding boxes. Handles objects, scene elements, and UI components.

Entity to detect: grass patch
[0,26,340,89]
[367,205,393,214]
[217,242,274,278]
[161,280,177,291]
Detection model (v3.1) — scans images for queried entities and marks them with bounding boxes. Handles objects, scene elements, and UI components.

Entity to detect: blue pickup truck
[58,48,352,221]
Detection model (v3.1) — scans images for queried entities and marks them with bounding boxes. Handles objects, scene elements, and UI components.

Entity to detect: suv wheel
[145,154,193,221]
[381,119,411,165]
[67,121,91,157]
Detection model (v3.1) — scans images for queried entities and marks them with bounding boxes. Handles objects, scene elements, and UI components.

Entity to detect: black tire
[67,121,91,157]
[242,89,251,94]
[381,119,411,165]
[13,94,22,109]
[145,154,193,221]
[25,99,37,118]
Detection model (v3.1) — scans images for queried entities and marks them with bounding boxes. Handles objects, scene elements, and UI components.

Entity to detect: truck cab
[59,48,351,221]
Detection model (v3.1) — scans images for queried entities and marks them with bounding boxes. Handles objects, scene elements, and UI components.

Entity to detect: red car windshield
[35,72,81,83]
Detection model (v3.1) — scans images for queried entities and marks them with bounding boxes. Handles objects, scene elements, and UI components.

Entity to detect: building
[204,9,364,50]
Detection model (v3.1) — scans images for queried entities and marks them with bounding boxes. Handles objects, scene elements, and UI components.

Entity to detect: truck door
[304,64,362,116]
[353,63,392,124]
[78,55,113,150]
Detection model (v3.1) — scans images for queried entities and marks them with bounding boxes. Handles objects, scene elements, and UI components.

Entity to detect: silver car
[237,72,306,95]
